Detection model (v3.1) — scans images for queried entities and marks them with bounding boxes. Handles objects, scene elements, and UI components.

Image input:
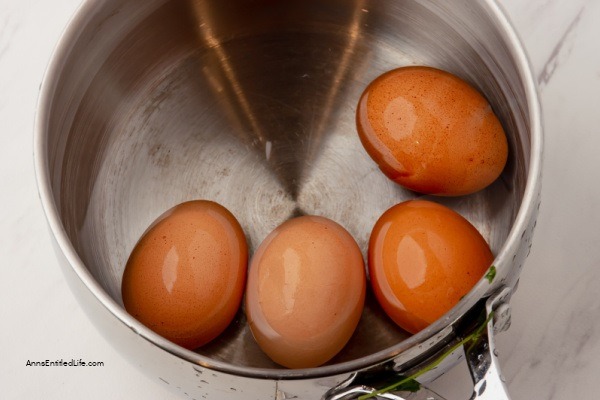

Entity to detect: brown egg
[245,216,366,368]
[356,66,508,196]
[369,200,493,334]
[121,200,247,349]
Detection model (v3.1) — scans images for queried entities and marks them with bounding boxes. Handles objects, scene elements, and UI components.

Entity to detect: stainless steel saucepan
[34,0,542,398]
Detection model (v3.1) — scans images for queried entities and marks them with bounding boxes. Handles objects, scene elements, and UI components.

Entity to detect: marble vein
[0,15,16,62]
[512,270,600,400]
[0,14,19,112]
[537,5,585,88]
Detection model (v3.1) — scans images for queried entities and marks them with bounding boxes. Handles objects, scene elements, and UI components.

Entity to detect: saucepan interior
[37,0,535,377]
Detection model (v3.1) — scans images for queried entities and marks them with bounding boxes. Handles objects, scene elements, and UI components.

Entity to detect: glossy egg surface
[121,200,247,349]
[356,66,508,196]
[245,216,366,368]
[369,200,493,333]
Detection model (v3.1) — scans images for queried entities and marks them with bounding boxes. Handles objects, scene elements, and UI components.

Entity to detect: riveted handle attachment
[323,287,513,400]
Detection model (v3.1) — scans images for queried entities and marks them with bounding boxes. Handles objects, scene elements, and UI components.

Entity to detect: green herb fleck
[358,312,494,400]
[484,265,497,284]
[394,378,420,392]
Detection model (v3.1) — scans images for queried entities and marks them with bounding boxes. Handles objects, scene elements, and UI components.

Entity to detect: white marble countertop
[1,0,598,399]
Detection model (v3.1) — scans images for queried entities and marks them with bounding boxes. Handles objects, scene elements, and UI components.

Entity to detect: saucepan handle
[324,287,512,400]
[463,287,511,400]
[323,385,445,400]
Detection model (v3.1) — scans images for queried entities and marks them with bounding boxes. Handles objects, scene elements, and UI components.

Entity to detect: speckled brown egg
[121,200,247,350]
[356,66,508,196]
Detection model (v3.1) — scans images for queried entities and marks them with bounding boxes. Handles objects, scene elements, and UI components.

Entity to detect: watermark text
[25,358,104,367]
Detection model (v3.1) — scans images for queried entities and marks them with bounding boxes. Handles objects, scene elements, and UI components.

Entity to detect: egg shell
[356,66,508,196]
[121,200,247,349]
[245,216,366,369]
[368,200,493,334]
